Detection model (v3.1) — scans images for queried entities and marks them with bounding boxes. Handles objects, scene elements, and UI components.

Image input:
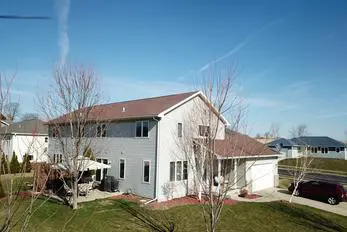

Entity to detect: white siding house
[0,119,49,162]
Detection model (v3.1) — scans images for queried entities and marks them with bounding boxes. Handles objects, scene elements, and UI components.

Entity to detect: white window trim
[96,124,107,138]
[170,160,188,182]
[142,160,151,184]
[135,120,150,138]
[119,158,126,180]
[169,161,176,182]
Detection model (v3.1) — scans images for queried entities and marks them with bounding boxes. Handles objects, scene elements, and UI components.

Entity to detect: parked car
[288,180,347,205]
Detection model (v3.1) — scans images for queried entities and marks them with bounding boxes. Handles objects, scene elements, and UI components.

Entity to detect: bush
[0,181,5,198]
[1,155,9,174]
[238,188,248,197]
[22,154,32,173]
[83,147,96,160]
[10,152,20,174]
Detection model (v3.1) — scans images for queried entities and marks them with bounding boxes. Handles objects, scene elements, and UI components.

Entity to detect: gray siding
[48,119,157,199]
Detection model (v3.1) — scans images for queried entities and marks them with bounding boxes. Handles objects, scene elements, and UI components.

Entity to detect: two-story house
[0,119,49,162]
[48,91,280,202]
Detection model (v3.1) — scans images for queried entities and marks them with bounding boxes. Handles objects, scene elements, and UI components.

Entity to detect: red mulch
[244,194,261,199]
[151,195,238,209]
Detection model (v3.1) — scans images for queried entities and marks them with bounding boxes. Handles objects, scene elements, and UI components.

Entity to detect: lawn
[5,198,347,232]
[279,158,347,174]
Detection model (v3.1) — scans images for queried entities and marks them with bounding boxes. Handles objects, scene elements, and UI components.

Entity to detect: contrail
[56,0,70,65]
[199,18,283,72]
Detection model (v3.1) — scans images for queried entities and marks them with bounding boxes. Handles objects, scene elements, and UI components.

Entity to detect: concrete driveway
[255,188,347,217]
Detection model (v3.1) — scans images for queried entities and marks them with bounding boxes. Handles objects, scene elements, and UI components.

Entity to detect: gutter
[152,116,161,200]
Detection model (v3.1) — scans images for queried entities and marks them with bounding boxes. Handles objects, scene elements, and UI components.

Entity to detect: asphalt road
[279,168,347,184]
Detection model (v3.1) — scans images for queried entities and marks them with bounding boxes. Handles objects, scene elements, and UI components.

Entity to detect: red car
[288,180,347,205]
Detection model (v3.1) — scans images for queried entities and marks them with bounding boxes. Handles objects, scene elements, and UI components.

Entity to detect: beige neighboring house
[0,119,49,163]
[255,137,276,144]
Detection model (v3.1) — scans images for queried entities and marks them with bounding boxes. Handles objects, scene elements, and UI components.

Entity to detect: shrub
[0,180,5,198]
[10,152,20,174]
[83,147,96,160]
[238,188,248,197]
[1,155,9,174]
[22,154,32,173]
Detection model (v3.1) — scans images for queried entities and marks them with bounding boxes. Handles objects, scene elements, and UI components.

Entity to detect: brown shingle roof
[215,130,278,157]
[50,91,199,123]
[0,119,48,135]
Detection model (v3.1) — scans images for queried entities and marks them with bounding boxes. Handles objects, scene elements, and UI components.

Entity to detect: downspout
[151,116,161,202]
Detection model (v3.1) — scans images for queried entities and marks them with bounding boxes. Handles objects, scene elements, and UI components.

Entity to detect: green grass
[5,198,347,232]
[278,177,292,189]
[279,158,347,174]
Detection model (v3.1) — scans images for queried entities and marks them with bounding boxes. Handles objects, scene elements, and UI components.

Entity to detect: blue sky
[1,0,346,140]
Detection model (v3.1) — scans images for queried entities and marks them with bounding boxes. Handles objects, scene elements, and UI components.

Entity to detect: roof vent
[122,107,126,112]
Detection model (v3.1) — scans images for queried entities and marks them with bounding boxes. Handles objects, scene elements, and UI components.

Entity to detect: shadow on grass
[266,201,346,232]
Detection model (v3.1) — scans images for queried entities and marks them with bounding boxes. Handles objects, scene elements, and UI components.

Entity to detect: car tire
[327,196,338,205]
[293,189,300,196]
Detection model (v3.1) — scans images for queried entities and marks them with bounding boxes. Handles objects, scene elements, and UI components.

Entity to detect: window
[325,147,328,153]
[53,154,63,163]
[336,147,340,153]
[119,159,125,179]
[97,124,106,137]
[170,161,188,181]
[143,160,150,183]
[176,161,182,181]
[136,121,149,137]
[28,155,33,161]
[45,137,48,143]
[170,162,175,181]
[52,128,59,138]
[183,161,188,180]
[178,123,182,138]
[199,125,210,137]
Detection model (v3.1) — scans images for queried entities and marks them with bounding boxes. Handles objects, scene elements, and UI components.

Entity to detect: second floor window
[52,128,60,138]
[136,121,149,137]
[199,125,210,137]
[97,124,106,137]
[178,123,182,138]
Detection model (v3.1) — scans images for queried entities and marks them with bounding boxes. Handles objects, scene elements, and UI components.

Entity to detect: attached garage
[250,162,275,192]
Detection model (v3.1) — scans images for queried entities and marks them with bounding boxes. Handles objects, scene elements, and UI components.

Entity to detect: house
[0,119,49,162]
[268,136,347,160]
[48,91,280,202]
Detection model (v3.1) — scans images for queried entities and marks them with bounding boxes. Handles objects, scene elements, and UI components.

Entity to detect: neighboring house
[268,136,347,160]
[255,137,276,144]
[0,119,49,162]
[48,91,280,202]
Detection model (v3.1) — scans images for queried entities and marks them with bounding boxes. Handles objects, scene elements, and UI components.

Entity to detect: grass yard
[5,198,347,232]
[279,158,347,174]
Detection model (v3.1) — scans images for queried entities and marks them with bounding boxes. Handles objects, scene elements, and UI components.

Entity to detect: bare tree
[3,102,20,122]
[21,113,39,121]
[0,72,51,232]
[268,123,280,139]
[173,68,265,232]
[40,64,102,210]
[288,124,313,203]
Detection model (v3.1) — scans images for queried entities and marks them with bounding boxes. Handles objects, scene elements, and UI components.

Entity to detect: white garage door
[251,163,274,192]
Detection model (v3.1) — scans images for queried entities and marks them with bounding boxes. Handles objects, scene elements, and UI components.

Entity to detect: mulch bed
[151,195,238,209]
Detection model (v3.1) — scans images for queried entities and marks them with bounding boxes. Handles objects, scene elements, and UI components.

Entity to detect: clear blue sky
[1,0,346,140]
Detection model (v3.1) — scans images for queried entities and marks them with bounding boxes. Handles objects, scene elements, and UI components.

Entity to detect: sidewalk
[230,188,347,217]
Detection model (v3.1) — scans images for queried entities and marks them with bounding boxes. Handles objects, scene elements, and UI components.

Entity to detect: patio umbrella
[52,159,111,171]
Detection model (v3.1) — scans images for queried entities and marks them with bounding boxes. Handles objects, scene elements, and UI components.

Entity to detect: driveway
[255,188,347,217]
